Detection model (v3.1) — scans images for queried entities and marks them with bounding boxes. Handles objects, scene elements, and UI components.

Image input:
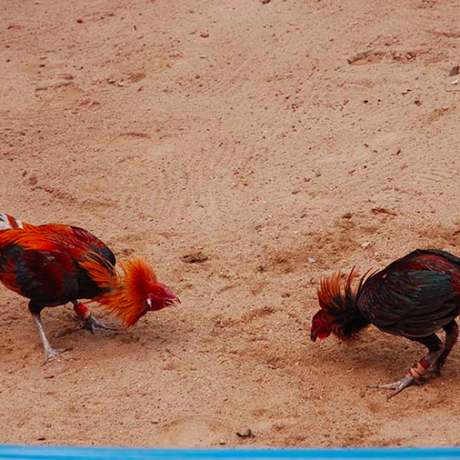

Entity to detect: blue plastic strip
[0,447,460,460]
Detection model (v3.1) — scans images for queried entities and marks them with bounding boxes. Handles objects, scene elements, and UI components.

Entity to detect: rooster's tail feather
[0,213,24,230]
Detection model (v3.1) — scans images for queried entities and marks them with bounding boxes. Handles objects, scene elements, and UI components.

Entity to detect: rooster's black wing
[358,269,460,337]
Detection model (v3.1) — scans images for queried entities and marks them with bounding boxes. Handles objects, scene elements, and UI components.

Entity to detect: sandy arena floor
[1,0,460,448]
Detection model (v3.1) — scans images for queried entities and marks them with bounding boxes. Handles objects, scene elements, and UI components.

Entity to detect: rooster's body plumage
[0,222,116,305]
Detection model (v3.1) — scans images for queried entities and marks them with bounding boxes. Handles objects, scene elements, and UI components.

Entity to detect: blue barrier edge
[0,447,459,460]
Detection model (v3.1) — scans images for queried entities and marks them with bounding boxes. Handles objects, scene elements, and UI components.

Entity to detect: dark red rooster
[310,249,460,398]
[0,213,180,363]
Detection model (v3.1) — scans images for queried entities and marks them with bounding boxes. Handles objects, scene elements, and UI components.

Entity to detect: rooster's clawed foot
[80,315,120,334]
[368,373,424,400]
[43,346,73,365]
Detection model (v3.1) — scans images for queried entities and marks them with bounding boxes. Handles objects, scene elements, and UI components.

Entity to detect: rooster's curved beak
[173,296,181,305]
[310,331,318,342]
[165,296,181,306]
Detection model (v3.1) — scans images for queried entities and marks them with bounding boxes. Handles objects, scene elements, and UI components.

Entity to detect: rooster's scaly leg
[73,301,119,333]
[30,307,72,364]
[430,320,458,374]
[369,334,444,399]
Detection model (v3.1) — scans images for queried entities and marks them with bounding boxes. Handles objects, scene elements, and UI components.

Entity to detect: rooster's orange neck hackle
[81,255,157,328]
[316,268,372,340]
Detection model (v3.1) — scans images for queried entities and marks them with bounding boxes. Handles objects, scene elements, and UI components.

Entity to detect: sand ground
[1,0,460,448]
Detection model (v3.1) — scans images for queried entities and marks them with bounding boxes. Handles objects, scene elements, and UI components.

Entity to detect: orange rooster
[0,213,180,363]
